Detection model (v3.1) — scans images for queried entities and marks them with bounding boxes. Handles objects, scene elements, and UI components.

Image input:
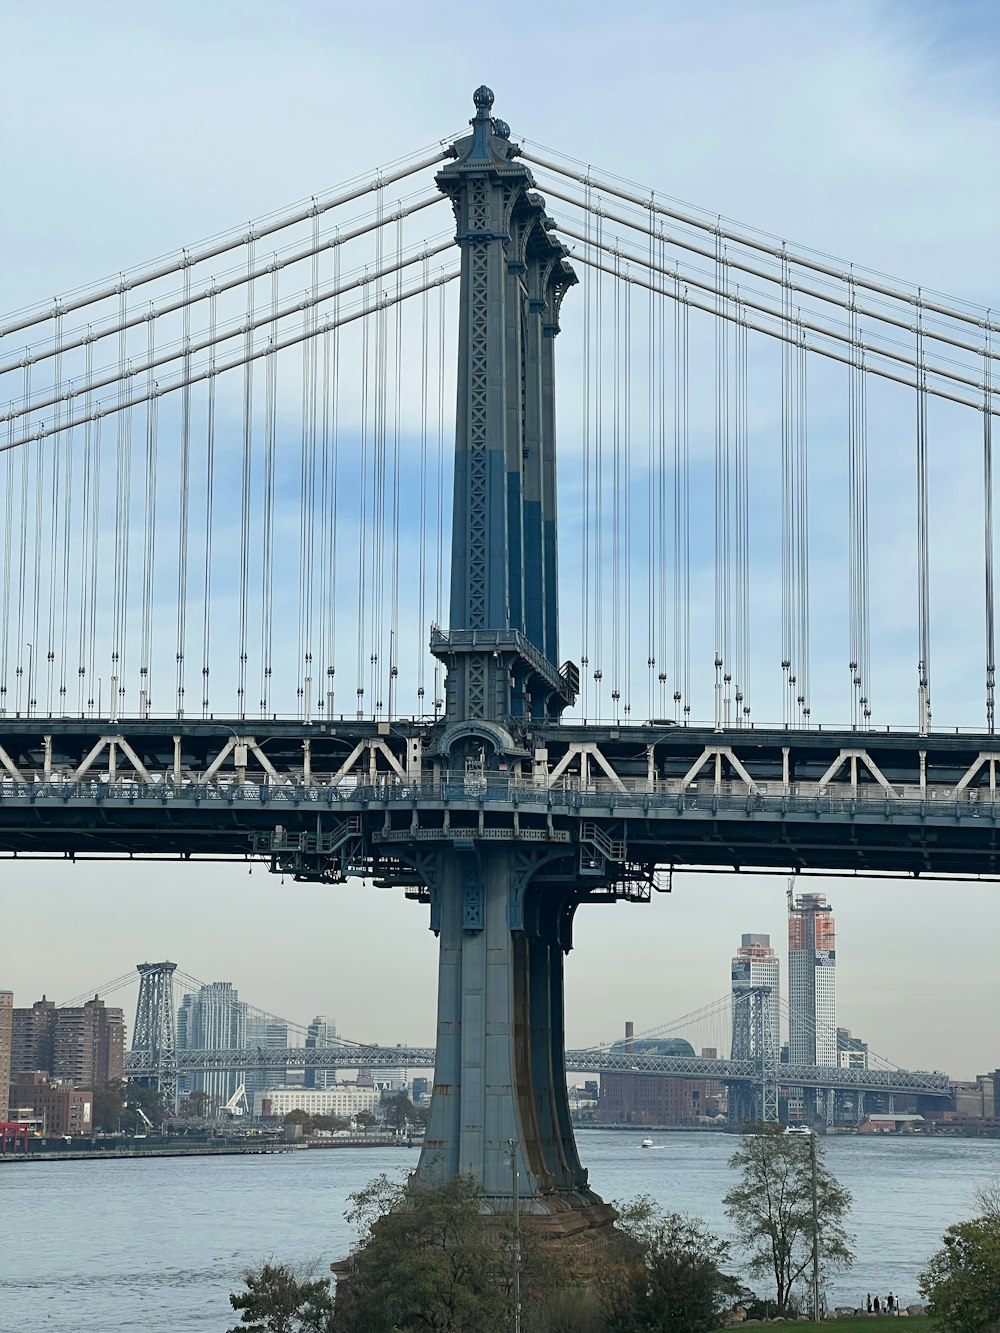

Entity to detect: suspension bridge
[4,86,999,1238]
[89,960,950,1114]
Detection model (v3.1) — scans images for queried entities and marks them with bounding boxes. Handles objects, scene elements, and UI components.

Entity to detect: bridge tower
[412,88,612,1237]
[729,985,778,1125]
[131,961,178,1108]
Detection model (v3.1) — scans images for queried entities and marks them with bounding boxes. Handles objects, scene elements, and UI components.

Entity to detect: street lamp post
[810,1130,821,1322]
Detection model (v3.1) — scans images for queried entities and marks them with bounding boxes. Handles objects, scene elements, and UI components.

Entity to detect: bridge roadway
[122,1044,951,1100]
[2,717,1000,875]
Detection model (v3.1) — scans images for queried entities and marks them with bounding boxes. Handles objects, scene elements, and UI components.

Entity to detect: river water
[3,1130,999,1332]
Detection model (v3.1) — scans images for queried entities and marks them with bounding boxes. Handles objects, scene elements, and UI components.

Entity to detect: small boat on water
[784,1125,811,1136]
[641,1137,654,1148]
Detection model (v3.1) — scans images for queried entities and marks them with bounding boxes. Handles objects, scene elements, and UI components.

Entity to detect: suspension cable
[5,239,453,428]
[0,150,451,338]
[563,247,1000,419]
[553,226,1000,406]
[0,195,446,378]
[520,150,1000,337]
[5,270,459,452]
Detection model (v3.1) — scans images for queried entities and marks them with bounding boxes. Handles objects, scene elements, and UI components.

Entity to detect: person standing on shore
[867,1295,873,1313]
[874,1296,881,1314]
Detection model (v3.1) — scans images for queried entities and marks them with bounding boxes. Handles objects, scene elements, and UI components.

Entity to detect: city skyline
[1,1,999,1087]
[2,872,991,1084]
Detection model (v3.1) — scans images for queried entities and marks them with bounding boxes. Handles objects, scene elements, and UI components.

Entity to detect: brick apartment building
[11,1072,93,1136]
[10,996,125,1091]
[0,990,12,1120]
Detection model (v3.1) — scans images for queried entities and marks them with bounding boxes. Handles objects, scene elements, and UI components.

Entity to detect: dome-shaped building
[600,1033,723,1126]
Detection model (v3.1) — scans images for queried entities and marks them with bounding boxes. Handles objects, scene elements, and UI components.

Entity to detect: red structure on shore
[0,1122,30,1154]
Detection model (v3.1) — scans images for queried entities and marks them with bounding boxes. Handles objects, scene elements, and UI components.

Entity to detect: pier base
[416,846,615,1241]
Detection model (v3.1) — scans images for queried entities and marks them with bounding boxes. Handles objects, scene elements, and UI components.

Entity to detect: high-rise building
[837,1026,868,1070]
[0,990,13,1119]
[244,1017,289,1101]
[731,933,780,1061]
[304,1015,337,1090]
[177,982,247,1105]
[11,997,56,1079]
[787,890,837,1121]
[9,996,124,1091]
[52,999,125,1088]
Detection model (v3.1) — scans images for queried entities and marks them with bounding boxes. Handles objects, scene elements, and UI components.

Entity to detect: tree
[976,1179,1000,1222]
[599,1196,737,1333]
[381,1092,425,1133]
[121,1082,167,1132]
[181,1090,211,1119]
[335,1172,546,1333]
[919,1216,1000,1333]
[354,1111,376,1134]
[283,1109,315,1135]
[92,1080,126,1131]
[723,1124,853,1315]
[228,1262,333,1333]
[312,1115,349,1133]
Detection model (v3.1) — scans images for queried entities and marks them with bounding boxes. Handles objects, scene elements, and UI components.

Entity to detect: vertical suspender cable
[357,277,371,717]
[735,304,750,723]
[594,212,604,716]
[298,212,320,721]
[30,411,44,714]
[432,281,445,719]
[848,282,872,728]
[433,279,445,716]
[140,309,158,718]
[647,206,656,720]
[317,239,335,717]
[714,232,724,729]
[200,291,217,717]
[328,239,342,717]
[59,394,74,714]
[853,282,864,735]
[581,182,592,720]
[673,283,691,721]
[261,265,278,714]
[388,215,403,721]
[623,273,632,720]
[984,323,995,733]
[610,254,622,719]
[237,238,255,717]
[373,185,389,719]
[859,346,871,726]
[46,314,64,713]
[176,264,192,717]
[796,320,810,723]
[916,294,931,733]
[656,228,668,717]
[77,344,94,712]
[417,257,430,711]
[2,419,13,713]
[15,368,29,712]
[88,416,102,711]
[781,250,792,727]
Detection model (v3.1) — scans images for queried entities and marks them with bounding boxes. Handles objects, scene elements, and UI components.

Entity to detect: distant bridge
[123,1043,951,1101]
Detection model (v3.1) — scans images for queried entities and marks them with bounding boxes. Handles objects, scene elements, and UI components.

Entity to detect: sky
[2,0,1000,1080]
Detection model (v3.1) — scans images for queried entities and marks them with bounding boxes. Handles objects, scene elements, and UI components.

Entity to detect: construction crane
[220,1084,249,1118]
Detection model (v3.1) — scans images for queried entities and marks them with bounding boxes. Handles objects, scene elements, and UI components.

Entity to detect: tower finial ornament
[473,85,495,116]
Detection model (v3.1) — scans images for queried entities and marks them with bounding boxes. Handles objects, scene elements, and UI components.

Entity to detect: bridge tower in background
[411,88,613,1238]
[131,961,178,1108]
